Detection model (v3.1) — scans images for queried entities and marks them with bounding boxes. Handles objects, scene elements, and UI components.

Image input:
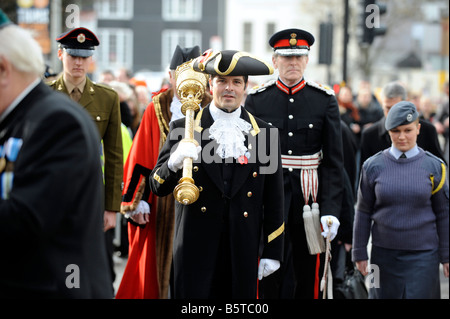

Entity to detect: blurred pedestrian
[0,11,112,298]
[360,81,445,166]
[354,85,384,138]
[149,50,284,298]
[434,81,449,166]
[353,101,449,298]
[116,45,211,299]
[48,27,123,293]
[99,69,115,84]
[245,28,344,299]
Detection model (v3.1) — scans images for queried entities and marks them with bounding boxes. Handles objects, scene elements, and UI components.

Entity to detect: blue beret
[385,101,419,131]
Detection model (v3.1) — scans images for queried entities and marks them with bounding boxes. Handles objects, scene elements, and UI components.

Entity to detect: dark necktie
[70,87,81,102]
[400,153,407,159]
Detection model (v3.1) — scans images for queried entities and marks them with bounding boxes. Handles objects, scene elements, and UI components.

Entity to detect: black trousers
[258,202,325,299]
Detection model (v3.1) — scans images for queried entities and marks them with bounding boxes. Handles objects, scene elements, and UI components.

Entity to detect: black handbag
[334,266,368,299]
[333,248,368,299]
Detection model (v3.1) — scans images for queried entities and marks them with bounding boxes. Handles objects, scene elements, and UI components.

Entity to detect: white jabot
[169,96,185,124]
[209,102,251,159]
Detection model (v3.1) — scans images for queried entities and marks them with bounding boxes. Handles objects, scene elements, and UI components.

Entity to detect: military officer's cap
[170,45,201,70]
[385,101,419,131]
[56,27,99,57]
[269,28,315,56]
[0,9,13,29]
[192,49,273,76]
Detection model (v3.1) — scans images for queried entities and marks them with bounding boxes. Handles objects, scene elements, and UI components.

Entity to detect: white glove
[258,258,280,280]
[320,215,340,241]
[168,142,202,172]
[125,200,150,225]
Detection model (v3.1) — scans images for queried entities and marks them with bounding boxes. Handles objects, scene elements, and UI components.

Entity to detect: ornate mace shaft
[173,61,208,205]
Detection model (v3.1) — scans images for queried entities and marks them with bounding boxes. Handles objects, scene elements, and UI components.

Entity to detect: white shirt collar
[0,77,40,124]
[389,144,419,159]
[209,101,242,121]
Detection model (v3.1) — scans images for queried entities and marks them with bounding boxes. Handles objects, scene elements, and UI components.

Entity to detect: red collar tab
[276,79,306,95]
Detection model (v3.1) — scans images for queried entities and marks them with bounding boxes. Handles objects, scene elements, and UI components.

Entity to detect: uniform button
[247,192,253,197]
[201,207,206,213]
[193,166,198,172]
[288,115,294,119]
[288,132,293,137]
[243,212,248,217]
[289,98,294,103]
[309,124,314,128]
[96,116,101,121]
[253,172,258,177]
[289,168,293,172]
[288,150,293,155]
[268,122,272,126]
[199,186,203,192]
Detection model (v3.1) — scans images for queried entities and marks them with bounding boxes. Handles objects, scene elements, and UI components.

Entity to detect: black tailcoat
[150,106,284,299]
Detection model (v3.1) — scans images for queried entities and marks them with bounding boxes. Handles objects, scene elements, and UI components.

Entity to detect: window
[243,22,252,52]
[95,0,134,20]
[162,0,202,21]
[267,23,276,51]
[161,29,202,69]
[96,28,133,72]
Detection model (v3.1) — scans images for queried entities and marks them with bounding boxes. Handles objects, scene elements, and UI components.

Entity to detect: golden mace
[173,60,208,205]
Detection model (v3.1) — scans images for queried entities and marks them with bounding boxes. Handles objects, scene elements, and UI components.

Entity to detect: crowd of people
[0,7,448,300]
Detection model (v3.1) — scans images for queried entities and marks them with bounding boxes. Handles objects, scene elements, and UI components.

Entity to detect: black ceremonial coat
[245,79,344,299]
[150,106,285,299]
[0,81,112,298]
[245,79,343,222]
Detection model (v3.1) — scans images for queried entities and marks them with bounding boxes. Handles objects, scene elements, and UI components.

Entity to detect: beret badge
[407,113,413,122]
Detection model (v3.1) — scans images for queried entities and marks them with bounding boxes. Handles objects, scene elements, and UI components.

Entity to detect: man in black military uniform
[245,28,344,299]
[48,27,123,294]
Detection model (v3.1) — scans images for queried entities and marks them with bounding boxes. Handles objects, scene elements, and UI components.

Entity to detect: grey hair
[0,24,45,76]
[382,81,407,100]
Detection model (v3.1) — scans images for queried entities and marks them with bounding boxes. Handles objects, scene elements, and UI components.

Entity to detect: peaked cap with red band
[56,27,99,57]
[269,28,315,56]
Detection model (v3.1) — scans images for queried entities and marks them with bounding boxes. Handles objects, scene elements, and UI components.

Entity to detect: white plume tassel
[303,204,324,255]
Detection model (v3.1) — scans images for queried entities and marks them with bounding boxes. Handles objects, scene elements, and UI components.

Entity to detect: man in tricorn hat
[149,50,285,298]
[116,45,211,299]
[245,28,344,299]
[48,27,123,294]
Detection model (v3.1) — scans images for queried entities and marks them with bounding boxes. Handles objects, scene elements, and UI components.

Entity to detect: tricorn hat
[56,27,100,57]
[269,28,315,56]
[170,45,202,70]
[192,49,274,76]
